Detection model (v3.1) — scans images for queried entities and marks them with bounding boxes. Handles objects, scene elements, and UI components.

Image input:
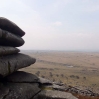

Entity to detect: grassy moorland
[20,51,99,93]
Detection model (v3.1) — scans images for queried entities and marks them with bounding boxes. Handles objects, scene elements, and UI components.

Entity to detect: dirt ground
[20,51,99,93]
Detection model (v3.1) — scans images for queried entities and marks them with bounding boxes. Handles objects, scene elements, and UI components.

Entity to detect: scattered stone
[0,17,25,37]
[66,86,99,97]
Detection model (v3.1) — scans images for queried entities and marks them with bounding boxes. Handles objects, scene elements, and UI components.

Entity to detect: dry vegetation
[20,51,99,94]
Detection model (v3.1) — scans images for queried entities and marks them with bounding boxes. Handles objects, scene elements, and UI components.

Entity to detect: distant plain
[20,50,99,93]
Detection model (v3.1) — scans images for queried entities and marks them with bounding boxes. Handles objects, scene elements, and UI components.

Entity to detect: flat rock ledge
[0,71,99,99]
[37,90,77,99]
[0,71,78,99]
[0,54,36,77]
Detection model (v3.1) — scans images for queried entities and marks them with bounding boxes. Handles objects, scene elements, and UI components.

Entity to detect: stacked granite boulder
[0,17,78,99]
[0,17,36,77]
[0,17,41,99]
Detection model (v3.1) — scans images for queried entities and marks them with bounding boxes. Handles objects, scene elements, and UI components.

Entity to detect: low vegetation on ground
[21,51,99,94]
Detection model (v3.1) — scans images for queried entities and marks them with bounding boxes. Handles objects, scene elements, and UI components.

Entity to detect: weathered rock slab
[3,83,41,99]
[0,83,9,99]
[5,71,39,83]
[38,77,53,85]
[40,84,68,93]
[0,17,25,37]
[0,46,20,56]
[0,53,36,77]
[0,29,24,47]
[37,90,78,99]
[5,71,53,84]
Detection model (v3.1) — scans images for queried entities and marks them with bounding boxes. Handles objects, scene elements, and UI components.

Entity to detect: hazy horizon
[1,0,99,51]
[20,49,99,53]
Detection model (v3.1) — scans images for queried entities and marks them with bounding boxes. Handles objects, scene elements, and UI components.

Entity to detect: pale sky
[0,0,99,51]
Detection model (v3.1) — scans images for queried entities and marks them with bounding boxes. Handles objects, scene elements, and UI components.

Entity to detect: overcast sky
[0,0,99,51]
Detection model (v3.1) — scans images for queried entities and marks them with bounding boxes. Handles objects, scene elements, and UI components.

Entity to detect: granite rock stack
[0,17,79,99]
[0,17,36,77]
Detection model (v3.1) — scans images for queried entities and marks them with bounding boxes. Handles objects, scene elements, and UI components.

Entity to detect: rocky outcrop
[0,70,78,99]
[37,90,77,99]
[1,70,99,99]
[0,17,35,77]
[0,17,98,99]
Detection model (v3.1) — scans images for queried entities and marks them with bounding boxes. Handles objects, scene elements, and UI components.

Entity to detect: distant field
[20,51,99,93]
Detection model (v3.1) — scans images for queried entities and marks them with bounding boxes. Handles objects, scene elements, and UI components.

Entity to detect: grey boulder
[41,84,66,91]
[5,71,39,83]
[38,77,53,85]
[5,71,53,84]
[0,53,36,77]
[0,29,24,47]
[0,17,25,37]
[37,90,78,99]
[0,46,20,56]
[3,83,40,99]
